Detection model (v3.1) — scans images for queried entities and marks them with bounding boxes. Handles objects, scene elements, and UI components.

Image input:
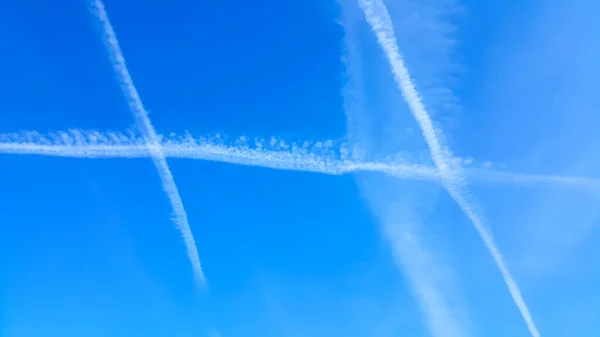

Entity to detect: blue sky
[1,0,599,337]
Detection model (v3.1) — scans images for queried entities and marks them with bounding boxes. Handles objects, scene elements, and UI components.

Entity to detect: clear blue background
[2,0,599,336]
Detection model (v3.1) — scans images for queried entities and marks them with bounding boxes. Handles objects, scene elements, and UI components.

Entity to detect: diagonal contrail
[359,0,540,336]
[340,2,469,335]
[88,0,206,287]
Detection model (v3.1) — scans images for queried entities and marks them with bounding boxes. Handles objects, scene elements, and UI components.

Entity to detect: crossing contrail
[88,0,206,287]
[340,1,471,334]
[360,0,540,336]
[2,130,599,191]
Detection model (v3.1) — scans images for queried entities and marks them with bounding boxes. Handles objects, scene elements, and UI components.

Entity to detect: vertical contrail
[359,1,540,336]
[88,0,206,286]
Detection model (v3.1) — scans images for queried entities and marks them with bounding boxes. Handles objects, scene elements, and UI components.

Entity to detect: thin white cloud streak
[89,0,206,286]
[359,1,540,336]
[2,130,600,190]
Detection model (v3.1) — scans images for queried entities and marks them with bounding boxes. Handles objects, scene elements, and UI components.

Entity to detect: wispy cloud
[359,0,540,336]
[383,218,467,337]
[88,0,206,287]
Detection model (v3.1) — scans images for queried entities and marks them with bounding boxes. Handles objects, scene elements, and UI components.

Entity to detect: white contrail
[88,0,206,286]
[0,130,438,179]
[340,3,470,335]
[359,1,540,336]
[2,130,600,191]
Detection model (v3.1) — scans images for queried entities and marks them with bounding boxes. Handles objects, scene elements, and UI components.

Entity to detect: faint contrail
[2,130,599,191]
[359,1,540,336]
[88,0,206,287]
[466,168,600,189]
[384,220,468,337]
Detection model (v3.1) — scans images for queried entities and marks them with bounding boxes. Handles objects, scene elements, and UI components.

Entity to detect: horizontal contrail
[0,129,437,180]
[2,130,600,190]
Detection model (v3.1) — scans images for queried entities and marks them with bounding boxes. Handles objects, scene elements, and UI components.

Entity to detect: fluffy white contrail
[88,0,206,286]
[0,129,438,179]
[2,130,600,191]
[359,1,540,336]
